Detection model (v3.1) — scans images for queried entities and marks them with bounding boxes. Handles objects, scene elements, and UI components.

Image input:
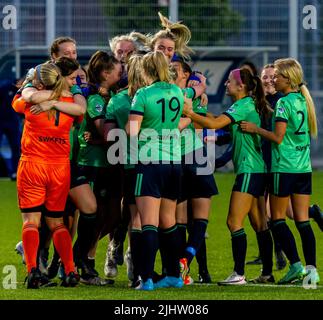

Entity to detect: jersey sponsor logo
[296,144,310,152]
[38,136,67,144]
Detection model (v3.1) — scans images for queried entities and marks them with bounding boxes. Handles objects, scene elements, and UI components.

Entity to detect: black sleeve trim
[129,110,144,116]
[223,112,235,123]
[275,117,288,123]
[191,87,196,100]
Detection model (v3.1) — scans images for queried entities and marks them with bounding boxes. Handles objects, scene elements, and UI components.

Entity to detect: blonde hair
[152,12,193,60]
[274,58,318,138]
[127,55,145,97]
[142,51,171,83]
[128,12,193,60]
[109,31,148,54]
[34,63,66,119]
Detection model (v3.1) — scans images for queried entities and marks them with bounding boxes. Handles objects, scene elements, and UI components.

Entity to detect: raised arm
[189,73,207,98]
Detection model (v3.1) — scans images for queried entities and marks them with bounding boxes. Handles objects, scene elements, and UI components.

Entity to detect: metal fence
[0,0,321,166]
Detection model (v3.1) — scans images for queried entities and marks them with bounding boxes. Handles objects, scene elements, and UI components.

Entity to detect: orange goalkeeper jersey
[13,96,76,164]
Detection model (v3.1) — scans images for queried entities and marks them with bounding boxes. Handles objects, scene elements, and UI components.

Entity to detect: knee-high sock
[52,224,75,274]
[196,238,209,274]
[256,229,273,275]
[130,229,142,279]
[296,220,316,267]
[159,225,180,277]
[177,223,187,258]
[231,229,247,276]
[158,229,168,275]
[271,219,300,264]
[22,222,39,273]
[141,225,159,282]
[76,212,97,263]
[268,219,283,254]
[37,214,50,266]
[185,219,208,265]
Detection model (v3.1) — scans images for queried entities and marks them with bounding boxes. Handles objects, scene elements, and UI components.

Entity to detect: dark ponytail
[240,68,270,119]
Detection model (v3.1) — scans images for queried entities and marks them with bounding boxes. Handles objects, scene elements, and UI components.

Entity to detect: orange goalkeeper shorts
[17,160,70,212]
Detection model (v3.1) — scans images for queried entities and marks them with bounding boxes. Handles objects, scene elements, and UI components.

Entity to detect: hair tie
[299,82,304,87]
[231,69,242,85]
[35,64,42,82]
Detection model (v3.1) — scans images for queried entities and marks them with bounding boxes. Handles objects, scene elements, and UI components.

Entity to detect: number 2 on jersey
[157,97,181,122]
[295,110,305,135]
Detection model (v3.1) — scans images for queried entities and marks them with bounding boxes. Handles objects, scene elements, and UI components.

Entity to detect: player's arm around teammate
[17,61,81,288]
[241,58,319,285]
[184,68,273,285]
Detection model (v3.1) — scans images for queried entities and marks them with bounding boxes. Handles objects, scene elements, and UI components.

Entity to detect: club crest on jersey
[95,104,103,113]
[227,106,236,114]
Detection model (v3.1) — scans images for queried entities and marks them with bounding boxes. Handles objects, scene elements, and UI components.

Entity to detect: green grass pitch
[0,172,323,300]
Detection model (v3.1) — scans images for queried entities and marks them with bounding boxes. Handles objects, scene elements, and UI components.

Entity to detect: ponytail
[142,51,171,83]
[274,58,318,138]
[300,84,318,138]
[253,75,271,118]
[240,68,270,118]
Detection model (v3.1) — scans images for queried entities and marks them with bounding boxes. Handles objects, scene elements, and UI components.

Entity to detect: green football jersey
[130,81,184,162]
[77,94,108,167]
[223,96,266,174]
[69,123,81,162]
[180,87,204,156]
[105,89,134,169]
[271,92,311,173]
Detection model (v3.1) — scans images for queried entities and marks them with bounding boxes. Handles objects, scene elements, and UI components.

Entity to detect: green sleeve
[274,99,290,122]
[182,87,195,100]
[87,95,105,119]
[223,102,245,123]
[24,82,34,88]
[193,97,207,115]
[105,98,116,121]
[130,89,145,115]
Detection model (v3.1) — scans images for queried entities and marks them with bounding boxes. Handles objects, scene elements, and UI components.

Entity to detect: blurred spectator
[0,79,22,180]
